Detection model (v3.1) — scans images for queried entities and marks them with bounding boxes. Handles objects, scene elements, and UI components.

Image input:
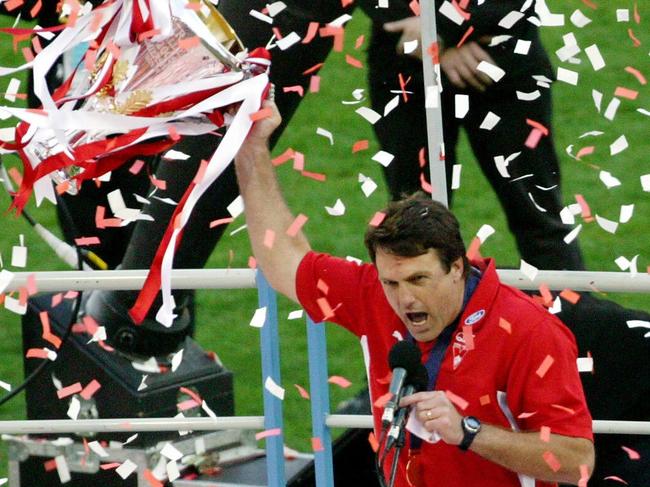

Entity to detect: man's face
[376,248,465,343]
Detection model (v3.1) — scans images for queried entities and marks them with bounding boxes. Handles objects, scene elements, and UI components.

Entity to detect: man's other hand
[383,16,423,60]
[440,42,496,92]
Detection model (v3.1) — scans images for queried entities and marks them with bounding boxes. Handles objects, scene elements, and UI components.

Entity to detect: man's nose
[398,285,416,307]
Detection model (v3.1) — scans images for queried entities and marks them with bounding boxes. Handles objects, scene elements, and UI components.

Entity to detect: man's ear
[451,257,464,280]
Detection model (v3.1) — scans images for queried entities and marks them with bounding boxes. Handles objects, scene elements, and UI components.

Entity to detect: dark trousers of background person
[366,24,584,272]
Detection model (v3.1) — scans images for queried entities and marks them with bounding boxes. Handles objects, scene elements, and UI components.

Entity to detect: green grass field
[0,0,648,479]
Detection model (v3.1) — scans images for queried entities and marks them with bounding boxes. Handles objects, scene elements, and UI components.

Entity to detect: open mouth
[406,312,428,325]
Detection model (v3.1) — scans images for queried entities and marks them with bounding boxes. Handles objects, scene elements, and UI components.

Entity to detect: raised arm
[234,98,311,303]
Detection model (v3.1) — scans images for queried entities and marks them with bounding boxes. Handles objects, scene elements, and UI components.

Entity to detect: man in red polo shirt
[234,98,594,486]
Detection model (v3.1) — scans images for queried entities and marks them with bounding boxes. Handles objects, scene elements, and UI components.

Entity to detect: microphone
[385,363,428,451]
[381,341,423,428]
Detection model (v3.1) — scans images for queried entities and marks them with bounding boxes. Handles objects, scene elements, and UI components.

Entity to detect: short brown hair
[364,193,469,279]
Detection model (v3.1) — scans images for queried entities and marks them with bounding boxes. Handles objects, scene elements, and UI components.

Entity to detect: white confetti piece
[476,224,495,243]
[403,39,419,55]
[499,10,525,29]
[67,396,81,420]
[355,106,381,124]
[480,111,500,130]
[570,10,592,27]
[592,90,603,112]
[250,307,267,328]
[383,95,399,116]
[5,296,27,315]
[519,260,538,281]
[585,44,605,71]
[88,441,109,458]
[476,61,505,82]
[494,151,520,178]
[514,39,531,55]
[595,214,618,234]
[325,199,346,216]
[516,90,540,101]
[564,224,582,244]
[201,400,217,418]
[316,127,334,145]
[55,455,71,484]
[556,43,580,63]
[137,375,148,391]
[0,127,15,142]
[627,320,650,329]
[276,32,301,50]
[167,461,181,482]
[116,459,138,479]
[266,1,287,17]
[249,9,273,24]
[454,94,469,118]
[171,349,183,373]
[87,326,107,344]
[641,174,650,192]
[124,433,138,445]
[438,1,465,25]
[227,196,244,218]
[609,135,628,155]
[162,150,190,161]
[615,256,631,271]
[616,9,629,22]
[264,376,285,400]
[4,78,20,102]
[328,13,353,28]
[288,309,304,320]
[599,171,621,189]
[557,67,579,85]
[619,204,634,223]
[372,151,395,167]
[451,164,462,190]
[11,236,26,268]
[0,380,11,392]
[425,85,441,109]
[360,175,377,197]
[577,357,593,372]
[161,442,184,461]
[560,207,575,225]
[603,98,620,121]
[131,357,160,373]
[637,108,650,117]
[548,296,562,314]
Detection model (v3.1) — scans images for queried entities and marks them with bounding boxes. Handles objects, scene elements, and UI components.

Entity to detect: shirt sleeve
[505,313,594,441]
[296,251,380,337]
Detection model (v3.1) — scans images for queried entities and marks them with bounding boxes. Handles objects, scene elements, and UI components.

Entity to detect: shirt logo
[464,309,485,326]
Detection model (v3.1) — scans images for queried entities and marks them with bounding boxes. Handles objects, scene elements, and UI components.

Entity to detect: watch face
[465,416,481,433]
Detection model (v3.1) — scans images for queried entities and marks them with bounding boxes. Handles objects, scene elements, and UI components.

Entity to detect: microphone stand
[387,404,409,487]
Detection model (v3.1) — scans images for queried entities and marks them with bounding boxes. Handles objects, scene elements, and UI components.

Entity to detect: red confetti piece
[621,446,641,460]
[184,2,201,11]
[355,35,365,50]
[129,159,145,174]
[398,72,411,102]
[633,2,640,23]
[301,170,326,182]
[452,0,471,20]
[479,394,491,406]
[574,194,593,222]
[614,87,638,100]
[311,437,324,452]
[341,0,354,6]
[106,41,121,60]
[26,348,49,359]
[575,146,594,160]
[316,297,335,320]
[144,469,164,487]
[286,214,308,237]
[466,237,482,262]
[603,476,628,484]
[328,375,352,388]
[167,125,180,142]
[80,379,101,400]
[345,54,363,69]
[272,147,295,166]
[624,66,647,85]
[26,274,37,296]
[518,411,538,419]
[369,212,386,227]
[536,355,555,378]
[461,325,475,350]
[293,151,305,171]
[4,0,24,12]
[317,279,329,294]
[255,428,282,441]
[456,26,474,48]
[526,118,549,136]
[352,140,369,153]
[374,392,392,409]
[294,384,310,399]
[100,463,121,470]
[445,390,469,410]
[302,22,319,44]
[543,451,561,472]
[302,63,324,75]
[43,458,57,472]
[560,289,581,304]
[250,107,273,122]
[540,425,551,442]
[57,382,83,399]
[40,311,62,348]
[51,294,63,308]
[283,85,304,97]
[627,29,641,47]
[149,174,166,190]
[30,0,42,17]
[419,172,432,193]
[581,0,597,9]
[248,256,257,269]
[209,217,234,228]
[272,27,283,40]
[138,29,161,42]
[309,75,320,93]
[409,0,420,15]
[539,284,553,307]
[319,26,344,52]
[551,404,575,415]
[74,236,101,246]
[578,464,590,487]
[177,399,200,411]
[368,432,379,452]
[31,35,43,55]
[499,317,512,334]
[525,128,544,149]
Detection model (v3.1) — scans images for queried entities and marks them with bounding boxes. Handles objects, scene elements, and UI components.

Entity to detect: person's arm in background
[234,99,310,303]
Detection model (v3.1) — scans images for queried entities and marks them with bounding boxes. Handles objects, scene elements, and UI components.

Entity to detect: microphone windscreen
[388,340,422,373]
[409,364,429,392]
